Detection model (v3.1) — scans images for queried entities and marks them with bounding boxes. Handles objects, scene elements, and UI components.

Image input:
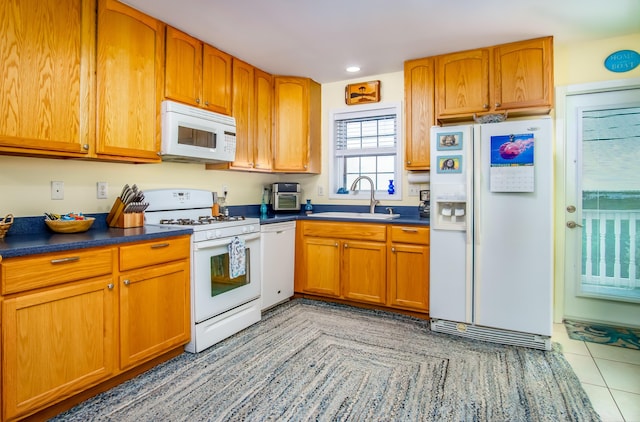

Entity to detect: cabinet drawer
[389,226,430,245]
[119,236,190,271]
[1,247,114,294]
[302,221,386,242]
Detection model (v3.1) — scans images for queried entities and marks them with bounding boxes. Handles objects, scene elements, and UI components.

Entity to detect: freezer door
[429,125,474,322]
[473,118,553,336]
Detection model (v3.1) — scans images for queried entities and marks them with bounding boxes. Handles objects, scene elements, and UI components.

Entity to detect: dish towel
[228,236,246,279]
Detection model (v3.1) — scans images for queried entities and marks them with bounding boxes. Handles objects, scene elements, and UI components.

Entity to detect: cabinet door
[273,77,310,172]
[404,57,434,170]
[253,69,273,171]
[388,243,429,312]
[493,37,553,111]
[2,277,117,421]
[202,44,232,115]
[165,26,202,107]
[230,58,255,169]
[0,0,95,157]
[119,260,190,369]
[96,0,164,162]
[342,240,387,305]
[302,237,341,297]
[436,49,490,117]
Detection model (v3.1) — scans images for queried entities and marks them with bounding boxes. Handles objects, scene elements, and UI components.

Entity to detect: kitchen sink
[306,212,401,220]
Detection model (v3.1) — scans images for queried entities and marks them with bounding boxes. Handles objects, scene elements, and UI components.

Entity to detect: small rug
[564,319,640,350]
[52,299,600,421]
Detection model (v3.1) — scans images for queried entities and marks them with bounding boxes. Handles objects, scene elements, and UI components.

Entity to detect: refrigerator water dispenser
[434,200,467,230]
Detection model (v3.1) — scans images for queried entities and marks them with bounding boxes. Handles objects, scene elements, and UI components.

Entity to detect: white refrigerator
[429,117,553,350]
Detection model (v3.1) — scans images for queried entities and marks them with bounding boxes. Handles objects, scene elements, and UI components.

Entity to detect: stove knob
[249,225,256,232]
[206,231,215,240]
[215,230,222,238]
[242,226,249,233]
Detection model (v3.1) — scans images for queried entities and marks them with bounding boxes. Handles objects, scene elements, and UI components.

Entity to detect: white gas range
[144,189,261,353]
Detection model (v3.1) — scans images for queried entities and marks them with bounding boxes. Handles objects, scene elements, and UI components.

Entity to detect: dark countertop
[257,204,429,226]
[0,215,192,259]
[1,205,429,259]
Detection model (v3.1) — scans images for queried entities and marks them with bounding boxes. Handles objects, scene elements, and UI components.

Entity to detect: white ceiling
[122,0,640,84]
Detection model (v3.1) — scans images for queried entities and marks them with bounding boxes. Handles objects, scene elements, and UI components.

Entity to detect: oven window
[210,249,250,296]
[277,194,298,209]
[178,125,217,148]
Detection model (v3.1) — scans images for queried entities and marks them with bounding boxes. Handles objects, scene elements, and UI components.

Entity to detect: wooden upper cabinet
[202,44,233,115]
[404,57,435,170]
[493,37,553,111]
[436,48,490,117]
[96,0,164,162]
[164,27,202,106]
[229,58,255,170]
[253,69,274,171]
[0,0,95,157]
[273,76,321,173]
[435,36,553,121]
[165,27,232,115]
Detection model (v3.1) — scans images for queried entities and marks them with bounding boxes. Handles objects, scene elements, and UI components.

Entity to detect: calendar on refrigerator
[489,133,535,192]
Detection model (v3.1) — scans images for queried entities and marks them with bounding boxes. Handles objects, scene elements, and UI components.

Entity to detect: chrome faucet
[349,176,379,213]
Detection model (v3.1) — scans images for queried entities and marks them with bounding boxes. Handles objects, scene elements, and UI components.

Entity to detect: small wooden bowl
[45,217,95,234]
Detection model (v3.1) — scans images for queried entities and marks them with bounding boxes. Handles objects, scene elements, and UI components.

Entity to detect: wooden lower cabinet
[2,276,117,421]
[301,236,341,297]
[0,235,191,421]
[296,221,429,315]
[388,226,430,312]
[342,240,387,305]
[119,260,190,369]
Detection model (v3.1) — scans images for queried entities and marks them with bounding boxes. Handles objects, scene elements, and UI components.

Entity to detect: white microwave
[160,100,237,164]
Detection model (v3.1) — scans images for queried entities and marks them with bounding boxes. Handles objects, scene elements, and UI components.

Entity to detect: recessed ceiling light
[346,66,360,73]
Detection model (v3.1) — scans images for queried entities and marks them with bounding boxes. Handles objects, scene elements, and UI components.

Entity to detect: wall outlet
[317,185,324,196]
[97,181,108,199]
[408,185,420,197]
[51,181,64,200]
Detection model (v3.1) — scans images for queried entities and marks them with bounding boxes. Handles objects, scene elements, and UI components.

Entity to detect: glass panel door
[579,106,640,302]
[564,85,640,327]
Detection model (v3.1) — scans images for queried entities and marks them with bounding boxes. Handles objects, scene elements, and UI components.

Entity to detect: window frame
[328,101,403,201]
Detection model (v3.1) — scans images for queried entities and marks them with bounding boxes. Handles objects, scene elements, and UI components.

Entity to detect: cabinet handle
[205,101,209,106]
[495,102,501,108]
[123,279,131,286]
[391,246,396,252]
[151,243,170,249]
[407,160,411,165]
[334,242,338,247]
[82,144,89,150]
[107,283,114,290]
[344,243,348,248]
[50,256,80,264]
[401,228,418,233]
[196,98,200,104]
[483,103,489,109]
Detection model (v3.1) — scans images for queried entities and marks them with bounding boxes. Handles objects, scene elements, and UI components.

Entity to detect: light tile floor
[552,323,640,422]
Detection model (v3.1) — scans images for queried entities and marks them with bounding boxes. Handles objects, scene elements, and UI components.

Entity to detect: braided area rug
[52,299,600,421]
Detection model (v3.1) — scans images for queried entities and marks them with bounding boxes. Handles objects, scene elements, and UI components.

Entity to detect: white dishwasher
[260,221,296,310]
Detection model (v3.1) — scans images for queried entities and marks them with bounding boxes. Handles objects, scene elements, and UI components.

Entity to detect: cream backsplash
[0,156,280,217]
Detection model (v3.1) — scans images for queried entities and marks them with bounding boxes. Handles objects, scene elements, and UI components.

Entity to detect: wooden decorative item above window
[345,80,381,105]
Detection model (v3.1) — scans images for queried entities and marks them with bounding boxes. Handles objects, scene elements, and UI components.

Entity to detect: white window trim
[328,101,403,201]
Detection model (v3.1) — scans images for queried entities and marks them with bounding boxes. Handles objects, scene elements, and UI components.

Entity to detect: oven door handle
[193,232,261,250]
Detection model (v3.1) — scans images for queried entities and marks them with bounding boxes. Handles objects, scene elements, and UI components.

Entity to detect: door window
[579,105,640,302]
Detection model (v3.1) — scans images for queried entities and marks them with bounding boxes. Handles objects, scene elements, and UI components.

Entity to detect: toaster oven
[272,183,301,211]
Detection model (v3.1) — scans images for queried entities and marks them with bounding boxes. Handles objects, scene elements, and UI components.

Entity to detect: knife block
[106,198,144,228]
